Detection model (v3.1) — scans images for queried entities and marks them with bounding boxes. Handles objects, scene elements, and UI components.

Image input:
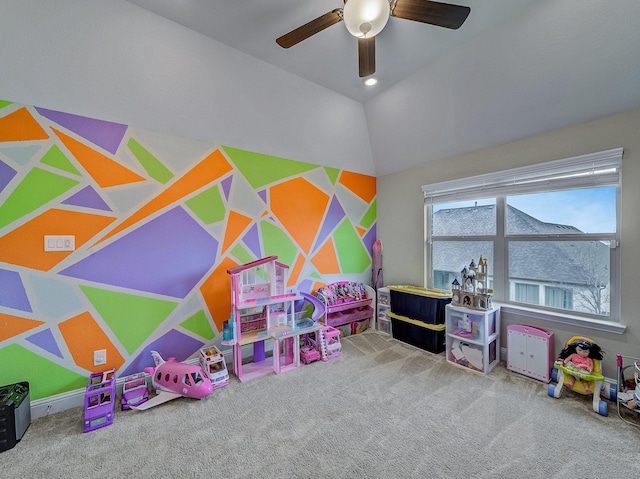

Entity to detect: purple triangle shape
[363,224,377,258]
[62,185,112,211]
[121,330,204,376]
[36,107,127,155]
[242,223,262,258]
[0,159,17,194]
[0,268,32,312]
[59,207,218,298]
[313,197,346,253]
[26,329,64,358]
[221,175,233,200]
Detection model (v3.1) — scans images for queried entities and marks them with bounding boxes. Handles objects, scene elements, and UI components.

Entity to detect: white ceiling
[126,0,538,103]
[124,1,640,175]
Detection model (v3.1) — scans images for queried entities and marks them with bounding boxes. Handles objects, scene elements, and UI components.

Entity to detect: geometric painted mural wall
[0,100,376,400]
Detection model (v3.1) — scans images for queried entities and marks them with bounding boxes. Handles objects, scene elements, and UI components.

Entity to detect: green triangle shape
[0,344,87,400]
[222,146,317,189]
[324,167,340,185]
[80,286,179,354]
[128,137,174,184]
[230,243,254,265]
[360,199,376,229]
[260,220,298,268]
[181,310,215,340]
[334,219,372,274]
[0,100,13,110]
[40,144,81,176]
[186,185,226,224]
[0,167,80,229]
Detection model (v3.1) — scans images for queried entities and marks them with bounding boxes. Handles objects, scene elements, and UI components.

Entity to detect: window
[423,148,621,324]
[515,283,539,304]
[545,286,573,310]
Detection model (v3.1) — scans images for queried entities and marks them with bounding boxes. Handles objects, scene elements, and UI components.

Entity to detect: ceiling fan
[276,0,470,78]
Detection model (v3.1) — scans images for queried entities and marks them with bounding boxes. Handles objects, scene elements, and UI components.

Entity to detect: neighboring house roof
[432,205,609,287]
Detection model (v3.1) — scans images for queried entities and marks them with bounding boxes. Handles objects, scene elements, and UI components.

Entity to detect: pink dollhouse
[225,256,325,382]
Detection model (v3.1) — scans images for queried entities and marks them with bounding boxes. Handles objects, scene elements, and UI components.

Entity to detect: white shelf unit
[445,304,500,374]
[376,287,391,335]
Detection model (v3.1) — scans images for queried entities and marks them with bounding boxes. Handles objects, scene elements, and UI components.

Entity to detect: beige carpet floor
[3,330,639,478]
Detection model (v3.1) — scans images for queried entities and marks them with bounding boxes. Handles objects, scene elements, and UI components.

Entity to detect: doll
[558,339,603,393]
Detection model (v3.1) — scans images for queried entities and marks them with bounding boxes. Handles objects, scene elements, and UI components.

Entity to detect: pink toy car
[300,345,321,364]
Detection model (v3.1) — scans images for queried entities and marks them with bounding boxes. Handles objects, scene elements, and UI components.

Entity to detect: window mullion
[424,202,433,288]
[494,197,506,303]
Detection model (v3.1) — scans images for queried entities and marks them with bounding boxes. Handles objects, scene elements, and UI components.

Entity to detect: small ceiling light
[364,77,378,86]
[343,0,390,38]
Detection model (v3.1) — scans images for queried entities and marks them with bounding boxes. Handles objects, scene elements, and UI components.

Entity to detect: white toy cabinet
[506,325,554,383]
[446,304,500,374]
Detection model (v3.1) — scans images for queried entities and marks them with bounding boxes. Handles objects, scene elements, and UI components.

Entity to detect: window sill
[496,303,627,335]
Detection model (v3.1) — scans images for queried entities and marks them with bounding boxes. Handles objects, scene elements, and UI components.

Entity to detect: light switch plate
[93,349,107,366]
[44,235,75,251]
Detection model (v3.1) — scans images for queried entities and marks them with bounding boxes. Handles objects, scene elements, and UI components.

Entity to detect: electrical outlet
[93,349,107,366]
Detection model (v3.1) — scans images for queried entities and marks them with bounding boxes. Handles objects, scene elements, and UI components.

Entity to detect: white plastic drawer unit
[445,304,500,374]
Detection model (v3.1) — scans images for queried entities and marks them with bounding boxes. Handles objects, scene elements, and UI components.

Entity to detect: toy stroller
[616,354,640,427]
[547,336,616,416]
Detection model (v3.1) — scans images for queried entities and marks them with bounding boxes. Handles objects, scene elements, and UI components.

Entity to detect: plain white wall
[0,0,375,175]
[376,108,640,369]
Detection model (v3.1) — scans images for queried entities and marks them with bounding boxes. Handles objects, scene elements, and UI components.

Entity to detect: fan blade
[276,9,343,48]
[358,37,375,78]
[390,0,470,30]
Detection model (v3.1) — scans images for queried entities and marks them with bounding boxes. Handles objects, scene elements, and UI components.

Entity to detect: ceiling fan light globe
[343,0,390,38]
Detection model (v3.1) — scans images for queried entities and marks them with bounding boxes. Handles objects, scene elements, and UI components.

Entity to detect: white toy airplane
[130,351,213,410]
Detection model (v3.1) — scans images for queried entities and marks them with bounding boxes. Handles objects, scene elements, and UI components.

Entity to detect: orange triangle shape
[222,211,253,253]
[59,311,125,372]
[339,171,376,203]
[53,128,145,188]
[311,239,341,274]
[0,313,45,341]
[93,148,233,246]
[0,209,116,271]
[270,178,329,254]
[287,254,306,288]
[200,257,239,331]
[0,107,49,142]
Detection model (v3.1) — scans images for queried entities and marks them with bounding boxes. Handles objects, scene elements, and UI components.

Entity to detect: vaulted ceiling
[127,0,540,103]
[127,1,640,175]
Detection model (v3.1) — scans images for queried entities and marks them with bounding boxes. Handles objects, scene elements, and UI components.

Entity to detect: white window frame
[423,148,624,334]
